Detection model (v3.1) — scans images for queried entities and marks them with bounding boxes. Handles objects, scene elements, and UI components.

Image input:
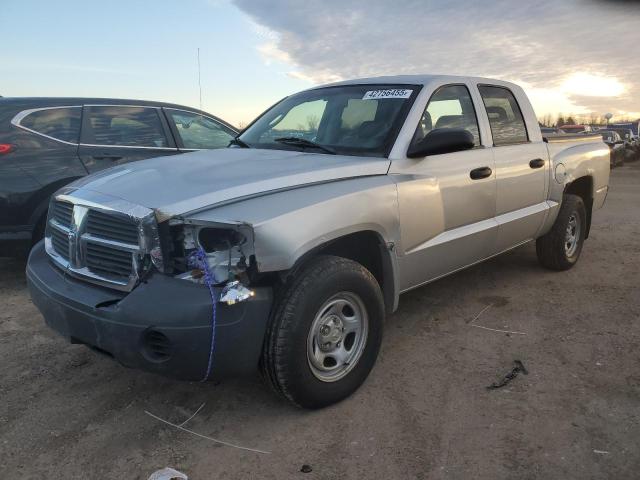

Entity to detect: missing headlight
[198,228,245,253]
[171,222,254,286]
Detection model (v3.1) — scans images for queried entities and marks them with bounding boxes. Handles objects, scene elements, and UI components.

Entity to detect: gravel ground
[1,164,639,479]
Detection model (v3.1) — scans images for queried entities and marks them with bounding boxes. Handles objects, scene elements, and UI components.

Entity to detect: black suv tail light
[0,144,15,155]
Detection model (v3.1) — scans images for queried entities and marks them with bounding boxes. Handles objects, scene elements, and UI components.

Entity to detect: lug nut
[320,325,330,336]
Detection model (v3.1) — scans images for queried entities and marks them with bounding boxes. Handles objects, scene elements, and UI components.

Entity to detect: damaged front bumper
[26,242,273,381]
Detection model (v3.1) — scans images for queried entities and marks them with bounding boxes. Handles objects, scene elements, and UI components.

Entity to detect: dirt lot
[1,164,639,480]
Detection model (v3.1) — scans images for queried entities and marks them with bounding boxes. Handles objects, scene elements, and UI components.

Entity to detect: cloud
[256,41,292,65]
[233,0,640,117]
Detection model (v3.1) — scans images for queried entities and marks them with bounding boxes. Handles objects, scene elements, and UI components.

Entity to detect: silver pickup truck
[27,75,610,408]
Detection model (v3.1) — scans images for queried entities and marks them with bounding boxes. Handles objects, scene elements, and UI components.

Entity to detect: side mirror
[407,128,475,158]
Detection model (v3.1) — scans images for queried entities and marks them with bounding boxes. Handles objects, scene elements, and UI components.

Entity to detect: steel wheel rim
[565,213,581,257]
[307,292,369,383]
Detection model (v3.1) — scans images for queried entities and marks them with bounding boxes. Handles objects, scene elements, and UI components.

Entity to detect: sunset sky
[2,0,639,127]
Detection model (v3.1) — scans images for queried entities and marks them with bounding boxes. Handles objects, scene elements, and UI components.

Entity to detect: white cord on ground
[145,410,271,454]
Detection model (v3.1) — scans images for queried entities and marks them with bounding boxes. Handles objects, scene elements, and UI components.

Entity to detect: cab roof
[318,74,520,90]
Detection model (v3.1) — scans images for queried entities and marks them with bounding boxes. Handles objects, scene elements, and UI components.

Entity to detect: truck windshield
[239,84,421,157]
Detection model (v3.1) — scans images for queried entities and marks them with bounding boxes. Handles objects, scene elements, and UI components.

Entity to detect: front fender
[184,176,402,306]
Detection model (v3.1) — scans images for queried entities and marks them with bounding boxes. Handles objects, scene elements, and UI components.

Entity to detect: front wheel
[536,194,586,271]
[261,256,384,409]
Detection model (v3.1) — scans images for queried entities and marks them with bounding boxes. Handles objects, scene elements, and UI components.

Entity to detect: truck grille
[86,210,139,244]
[52,200,73,228]
[50,227,70,261]
[86,243,135,277]
[45,197,148,291]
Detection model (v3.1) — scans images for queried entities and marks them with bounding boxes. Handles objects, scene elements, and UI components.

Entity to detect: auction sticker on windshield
[363,89,413,100]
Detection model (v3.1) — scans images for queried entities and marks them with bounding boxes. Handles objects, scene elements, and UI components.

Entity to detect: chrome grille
[52,200,73,227]
[50,227,70,261]
[44,195,153,291]
[86,243,135,278]
[86,210,139,244]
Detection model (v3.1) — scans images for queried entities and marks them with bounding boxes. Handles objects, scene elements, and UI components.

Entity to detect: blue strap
[189,247,217,382]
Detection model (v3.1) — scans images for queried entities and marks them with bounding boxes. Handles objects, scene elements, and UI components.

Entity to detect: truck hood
[70,148,391,219]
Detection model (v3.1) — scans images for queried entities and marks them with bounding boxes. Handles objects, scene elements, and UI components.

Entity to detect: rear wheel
[261,255,384,409]
[536,194,586,271]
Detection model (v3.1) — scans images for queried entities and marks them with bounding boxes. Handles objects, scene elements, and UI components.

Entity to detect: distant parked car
[608,128,638,161]
[560,124,592,134]
[540,127,565,135]
[597,130,625,167]
[0,97,237,256]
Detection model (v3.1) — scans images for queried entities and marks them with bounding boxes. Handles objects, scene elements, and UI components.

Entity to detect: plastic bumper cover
[26,241,273,381]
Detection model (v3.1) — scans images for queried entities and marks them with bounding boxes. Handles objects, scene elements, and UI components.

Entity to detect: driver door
[391,84,497,291]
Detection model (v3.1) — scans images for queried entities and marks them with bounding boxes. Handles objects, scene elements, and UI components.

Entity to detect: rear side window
[166,109,235,149]
[83,106,169,147]
[19,107,81,143]
[478,86,528,145]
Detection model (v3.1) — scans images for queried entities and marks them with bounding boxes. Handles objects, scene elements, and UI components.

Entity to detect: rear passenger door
[78,105,179,173]
[10,106,84,187]
[5,105,85,229]
[163,108,236,151]
[478,85,549,252]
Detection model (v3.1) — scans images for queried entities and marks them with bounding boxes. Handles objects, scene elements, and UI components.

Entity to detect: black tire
[536,194,586,271]
[261,255,384,409]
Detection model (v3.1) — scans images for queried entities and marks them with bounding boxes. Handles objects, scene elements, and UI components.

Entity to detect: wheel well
[27,176,83,225]
[293,231,395,314]
[564,176,593,238]
[31,211,48,245]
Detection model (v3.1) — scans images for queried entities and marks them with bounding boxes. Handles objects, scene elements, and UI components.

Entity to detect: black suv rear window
[20,107,82,143]
[83,106,169,148]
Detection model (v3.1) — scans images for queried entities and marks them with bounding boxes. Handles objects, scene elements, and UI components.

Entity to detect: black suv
[0,98,237,256]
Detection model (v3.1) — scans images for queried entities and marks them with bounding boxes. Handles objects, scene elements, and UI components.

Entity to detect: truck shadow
[390,241,540,320]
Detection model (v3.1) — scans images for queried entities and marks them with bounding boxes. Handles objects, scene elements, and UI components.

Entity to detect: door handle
[529,158,545,169]
[92,154,123,161]
[469,166,492,180]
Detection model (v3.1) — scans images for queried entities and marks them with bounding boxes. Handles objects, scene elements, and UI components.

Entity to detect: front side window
[19,107,81,143]
[83,106,169,147]
[167,109,235,149]
[478,86,528,146]
[239,84,420,157]
[413,84,480,146]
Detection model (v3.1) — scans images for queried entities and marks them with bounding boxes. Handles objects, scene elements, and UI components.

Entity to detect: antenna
[197,47,202,110]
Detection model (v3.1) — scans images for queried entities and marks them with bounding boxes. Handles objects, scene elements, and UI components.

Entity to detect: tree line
[538,113,639,127]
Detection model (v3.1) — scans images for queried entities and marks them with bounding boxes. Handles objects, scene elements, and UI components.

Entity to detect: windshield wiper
[274,137,336,155]
[229,137,250,148]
